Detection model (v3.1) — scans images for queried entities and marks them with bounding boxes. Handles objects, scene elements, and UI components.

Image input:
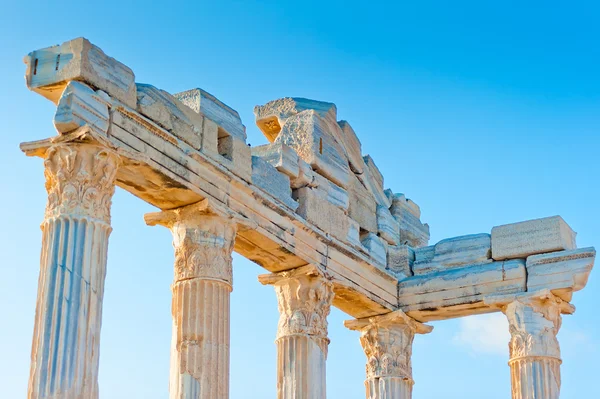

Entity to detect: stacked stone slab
[254,97,430,267]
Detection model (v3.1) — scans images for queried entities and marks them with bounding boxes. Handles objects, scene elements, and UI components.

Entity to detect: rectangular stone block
[175,88,246,141]
[399,260,526,313]
[361,232,387,266]
[25,37,136,108]
[526,247,596,301]
[387,244,415,279]
[291,159,316,189]
[413,234,492,275]
[337,121,364,174]
[219,136,252,182]
[348,174,378,233]
[491,216,577,260]
[276,110,351,188]
[251,142,300,179]
[251,156,298,210]
[53,81,109,135]
[294,187,349,242]
[346,218,363,249]
[377,205,400,245]
[390,193,429,247]
[136,84,203,149]
[312,173,349,211]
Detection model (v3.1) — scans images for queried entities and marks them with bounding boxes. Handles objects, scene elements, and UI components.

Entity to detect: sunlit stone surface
[19,37,596,398]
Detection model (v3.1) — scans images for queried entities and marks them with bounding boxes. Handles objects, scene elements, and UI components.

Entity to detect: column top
[345,308,433,334]
[484,288,575,315]
[258,264,331,286]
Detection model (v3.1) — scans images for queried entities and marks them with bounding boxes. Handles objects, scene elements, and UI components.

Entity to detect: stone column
[258,265,334,399]
[345,310,432,399]
[28,143,120,399]
[486,289,574,399]
[145,200,237,399]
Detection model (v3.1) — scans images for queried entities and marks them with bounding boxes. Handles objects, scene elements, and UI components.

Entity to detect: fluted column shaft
[28,143,120,399]
[486,290,573,399]
[259,265,334,399]
[146,203,237,399]
[345,310,433,399]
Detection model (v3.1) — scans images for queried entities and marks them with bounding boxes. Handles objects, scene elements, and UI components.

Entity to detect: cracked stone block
[348,174,377,233]
[54,81,109,135]
[337,120,364,174]
[377,205,400,245]
[361,232,387,266]
[251,142,300,179]
[526,247,596,301]
[294,187,349,242]
[491,215,577,260]
[175,88,246,141]
[390,193,429,247]
[387,244,415,279]
[251,156,298,210]
[136,84,203,149]
[25,37,136,108]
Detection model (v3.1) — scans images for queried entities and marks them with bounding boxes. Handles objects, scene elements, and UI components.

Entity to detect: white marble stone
[136,83,204,149]
[345,310,432,399]
[251,156,298,210]
[387,244,415,279]
[491,215,577,260]
[259,265,334,399]
[361,232,388,266]
[54,81,110,135]
[251,142,300,179]
[377,205,401,245]
[337,120,364,174]
[145,202,237,399]
[175,88,246,141]
[348,173,378,233]
[390,193,429,248]
[29,143,120,399]
[311,173,350,211]
[412,233,491,275]
[294,187,349,242]
[25,37,136,107]
[526,247,596,301]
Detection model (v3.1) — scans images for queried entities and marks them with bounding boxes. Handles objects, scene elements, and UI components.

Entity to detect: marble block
[390,193,429,247]
[337,120,364,174]
[413,234,492,275]
[377,205,400,245]
[251,142,300,179]
[251,156,298,210]
[294,187,349,242]
[491,216,577,260]
[526,247,596,301]
[136,84,203,149]
[54,81,109,135]
[175,88,246,141]
[387,244,415,279]
[348,174,378,233]
[25,37,136,108]
[361,232,388,266]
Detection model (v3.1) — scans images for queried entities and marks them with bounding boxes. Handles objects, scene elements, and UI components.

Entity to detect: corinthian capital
[486,289,575,361]
[145,199,237,284]
[345,310,432,380]
[43,143,120,223]
[259,265,334,345]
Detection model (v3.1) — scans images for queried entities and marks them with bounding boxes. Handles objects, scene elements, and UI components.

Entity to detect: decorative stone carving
[345,310,432,399]
[43,143,120,223]
[485,290,575,399]
[259,265,334,399]
[145,199,237,284]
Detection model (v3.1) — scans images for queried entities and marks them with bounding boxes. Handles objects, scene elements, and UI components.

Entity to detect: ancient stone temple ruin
[19,38,595,399]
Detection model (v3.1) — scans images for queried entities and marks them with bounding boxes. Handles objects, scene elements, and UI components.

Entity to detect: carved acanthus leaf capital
[43,143,120,223]
[259,265,334,352]
[486,290,574,361]
[145,200,237,284]
[345,310,432,380]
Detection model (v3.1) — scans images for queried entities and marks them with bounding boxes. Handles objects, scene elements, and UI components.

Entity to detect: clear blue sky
[1,1,598,398]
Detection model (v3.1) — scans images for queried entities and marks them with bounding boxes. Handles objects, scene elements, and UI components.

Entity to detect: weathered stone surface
[361,232,387,266]
[491,216,577,260]
[358,155,390,208]
[218,135,252,182]
[294,187,349,242]
[175,88,246,141]
[25,37,136,108]
[390,193,430,247]
[377,205,400,245]
[412,233,492,275]
[337,120,364,174]
[526,247,596,301]
[251,142,300,179]
[348,174,378,233]
[251,156,298,210]
[311,173,349,211]
[54,81,109,135]
[399,260,527,314]
[387,244,415,279]
[136,84,204,149]
[291,158,316,189]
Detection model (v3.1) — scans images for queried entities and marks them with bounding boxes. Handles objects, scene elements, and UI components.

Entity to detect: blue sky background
[0,1,598,398]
